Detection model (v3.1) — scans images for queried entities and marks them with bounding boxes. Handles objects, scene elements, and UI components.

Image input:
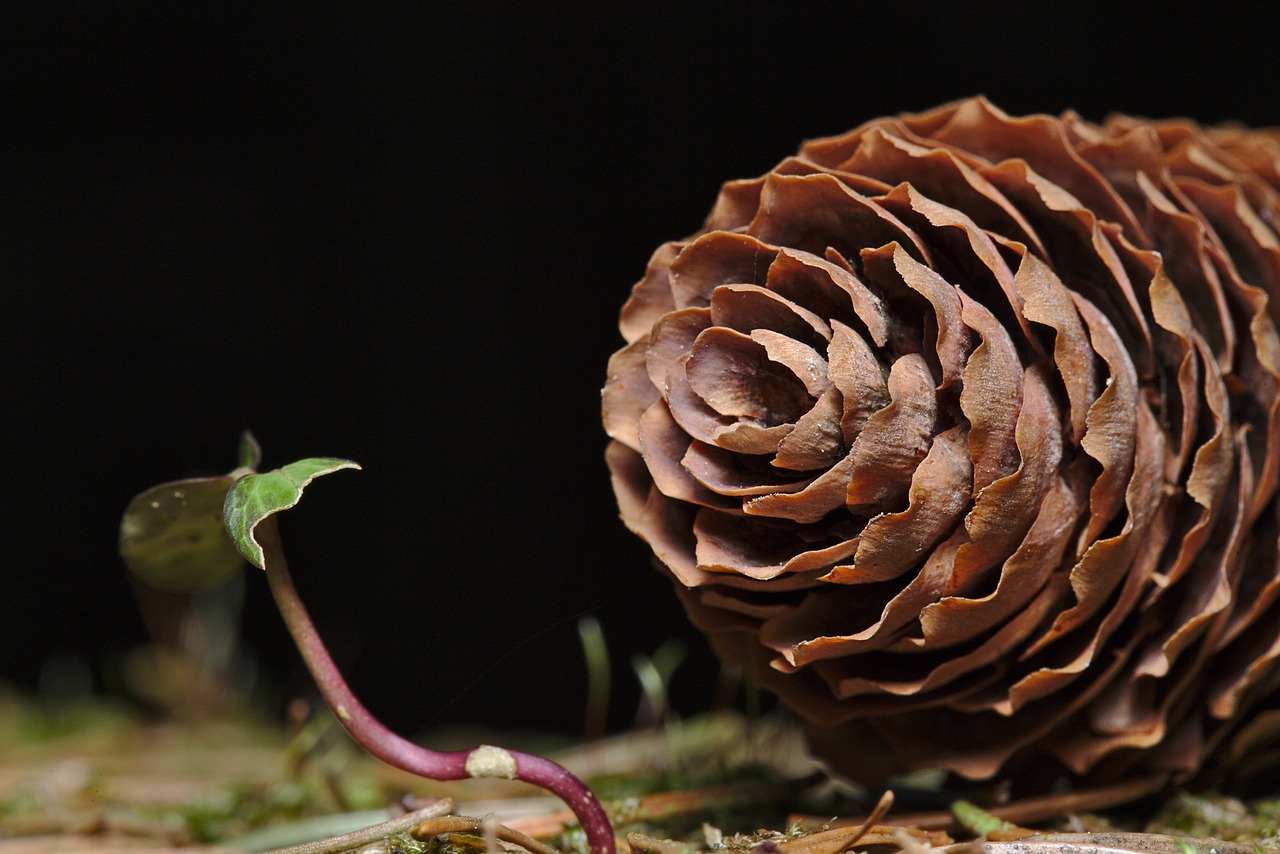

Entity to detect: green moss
[1146,792,1280,847]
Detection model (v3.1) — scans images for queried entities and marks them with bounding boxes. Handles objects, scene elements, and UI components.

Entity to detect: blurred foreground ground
[8,690,1280,854]
[0,691,817,852]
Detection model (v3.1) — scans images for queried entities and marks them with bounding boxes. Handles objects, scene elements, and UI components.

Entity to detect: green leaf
[237,430,263,472]
[952,799,1022,838]
[223,458,361,568]
[119,475,245,591]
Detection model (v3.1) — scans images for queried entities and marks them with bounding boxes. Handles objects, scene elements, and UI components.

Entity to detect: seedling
[120,433,616,854]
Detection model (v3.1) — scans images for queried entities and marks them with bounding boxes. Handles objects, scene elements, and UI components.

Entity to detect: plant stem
[257,516,617,854]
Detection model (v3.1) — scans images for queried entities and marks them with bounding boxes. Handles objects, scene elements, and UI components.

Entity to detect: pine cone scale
[602,96,1280,791]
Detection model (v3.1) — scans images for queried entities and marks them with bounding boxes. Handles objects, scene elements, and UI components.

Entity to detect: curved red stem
[257,517,617,854]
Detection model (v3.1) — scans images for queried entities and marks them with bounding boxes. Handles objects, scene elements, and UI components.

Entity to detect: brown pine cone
[602,97,1280,791]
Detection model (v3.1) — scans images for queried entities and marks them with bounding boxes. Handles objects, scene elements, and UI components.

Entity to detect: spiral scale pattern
[603,98,1280,787]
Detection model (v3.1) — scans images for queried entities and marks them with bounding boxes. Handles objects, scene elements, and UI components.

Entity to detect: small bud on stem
[255,516,617,854]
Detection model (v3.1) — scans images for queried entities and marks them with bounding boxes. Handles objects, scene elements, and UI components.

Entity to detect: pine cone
[602,97,1280,790]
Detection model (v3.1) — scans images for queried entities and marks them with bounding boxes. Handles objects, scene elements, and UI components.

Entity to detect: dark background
[4,4,1277,740]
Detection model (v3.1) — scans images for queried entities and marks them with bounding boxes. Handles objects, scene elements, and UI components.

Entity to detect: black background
[5,3,1278,740]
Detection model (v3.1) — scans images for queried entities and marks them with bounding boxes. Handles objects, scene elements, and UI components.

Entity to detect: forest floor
[4,692,1280,854]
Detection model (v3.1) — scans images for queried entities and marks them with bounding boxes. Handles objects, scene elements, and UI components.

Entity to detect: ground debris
[5,700,1280,854]
[949,832,1279,854]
